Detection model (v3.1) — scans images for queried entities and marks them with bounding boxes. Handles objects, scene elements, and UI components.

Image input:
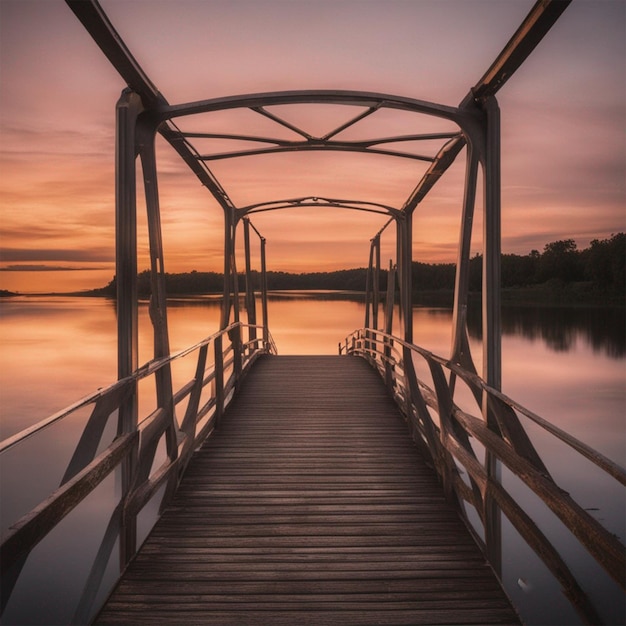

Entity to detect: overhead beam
[65,0,236,212]
[65,0,163,109]
[158,123,235,211]
[400,136,467,215]
[403,0,570,215]
[67,0,571,221]
[461,0,572,106]
[196,141,435,163]
[159,90,463,124]
[239,196,402,219]
[182,131,459,146]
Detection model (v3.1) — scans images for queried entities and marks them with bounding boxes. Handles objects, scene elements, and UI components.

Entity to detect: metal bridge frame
[66,0,571,575]
[5,4,626,624]
[67,0,570,372]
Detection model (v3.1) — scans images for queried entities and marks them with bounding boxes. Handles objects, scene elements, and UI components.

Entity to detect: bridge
[1,1,624,625]
[94,355,520,625]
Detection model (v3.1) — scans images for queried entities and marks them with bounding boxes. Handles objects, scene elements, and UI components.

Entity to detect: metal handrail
[340,327,625,626]
[0,322,276,623]
[0,321,242,454]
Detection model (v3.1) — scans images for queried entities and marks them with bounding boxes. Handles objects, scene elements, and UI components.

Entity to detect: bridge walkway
[95,355,520,625]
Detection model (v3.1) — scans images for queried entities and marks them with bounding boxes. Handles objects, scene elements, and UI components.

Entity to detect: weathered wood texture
[95,355,520,625]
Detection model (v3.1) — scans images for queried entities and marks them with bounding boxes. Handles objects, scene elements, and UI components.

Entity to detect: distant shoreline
[2,285,623,308]
[3,234,624,306]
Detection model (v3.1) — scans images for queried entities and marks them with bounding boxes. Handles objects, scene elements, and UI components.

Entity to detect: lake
[0,293,624,625]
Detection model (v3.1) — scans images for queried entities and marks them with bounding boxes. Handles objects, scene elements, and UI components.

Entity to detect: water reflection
[0,293,624,626]
[266,293,365,355]
[1,294,624,437]
[467,303,625,358]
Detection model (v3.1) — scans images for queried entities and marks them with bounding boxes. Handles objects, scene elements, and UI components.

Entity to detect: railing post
[115,89,142,567]
[214,335,224,429]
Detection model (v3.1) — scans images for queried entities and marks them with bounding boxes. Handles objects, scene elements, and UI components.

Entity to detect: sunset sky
[0,0,624,293]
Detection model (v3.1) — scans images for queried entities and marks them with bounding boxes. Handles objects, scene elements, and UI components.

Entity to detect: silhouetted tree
[89,234,624,303]
[538,239,583,283]
[583,233,625,294]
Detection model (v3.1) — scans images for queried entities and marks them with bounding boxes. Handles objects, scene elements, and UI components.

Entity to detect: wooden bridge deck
[95,355,520,625]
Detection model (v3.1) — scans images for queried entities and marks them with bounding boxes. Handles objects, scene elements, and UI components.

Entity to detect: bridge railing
[340,327,625,625]
[0,322,276,625]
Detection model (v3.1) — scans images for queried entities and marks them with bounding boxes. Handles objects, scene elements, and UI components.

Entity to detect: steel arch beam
[157,90,467,127]
[238,196,402,219]
[197,143,436,163]
[67,0,571,221]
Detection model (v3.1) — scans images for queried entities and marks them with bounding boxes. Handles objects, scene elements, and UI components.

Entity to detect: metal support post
[137,121,178,472]
[220,209,234,330]
[137,127,171,361]
[231,218,240,325]
[395,216,413,344]
[243,218,257,341]
[482,98,502,397]
[116,90,141,388]
[384,260,396,391]
[400,214,413,344]
[231,217,242,380]
[373,236,381,330]
[364,240,374,330]
[115,88,142,566]
[451,144,479,372]
[384,260,395,337]
[261,236,269,346]
[395,219,403,338]
[482,95,502,577]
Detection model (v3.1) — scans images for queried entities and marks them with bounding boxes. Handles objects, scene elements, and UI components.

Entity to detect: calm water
[0,293,624,625]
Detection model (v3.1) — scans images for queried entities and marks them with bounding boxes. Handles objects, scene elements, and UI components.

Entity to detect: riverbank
[416,281,624,308]
[2,282,624,308]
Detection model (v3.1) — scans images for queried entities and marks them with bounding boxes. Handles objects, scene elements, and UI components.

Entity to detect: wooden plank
[95,355,519,625]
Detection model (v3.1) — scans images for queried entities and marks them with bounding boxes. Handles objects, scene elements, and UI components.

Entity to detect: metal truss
[64,0,571,363]
[65,0,571,574]
[65,0,571,390]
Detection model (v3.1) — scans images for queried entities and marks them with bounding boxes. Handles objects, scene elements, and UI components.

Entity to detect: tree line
[419,233,625,294]
[92,233,624,303]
